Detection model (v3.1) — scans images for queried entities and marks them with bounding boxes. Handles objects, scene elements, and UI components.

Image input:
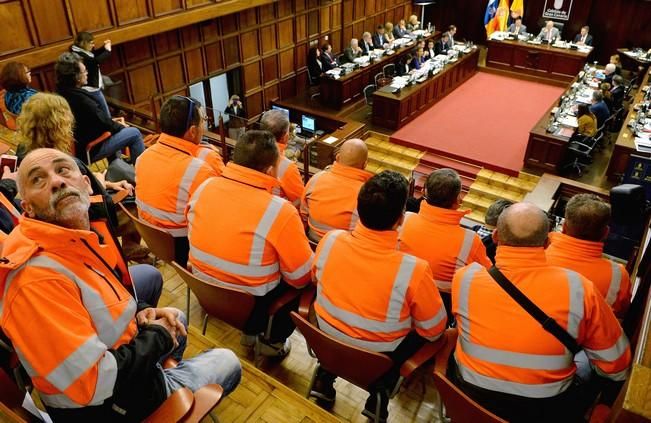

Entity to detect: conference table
[319,31,440,109]
[486,38,592,83]
[371,48,480,130]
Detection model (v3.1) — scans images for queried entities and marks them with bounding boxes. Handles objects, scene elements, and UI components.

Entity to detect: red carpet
[391,72,565,175]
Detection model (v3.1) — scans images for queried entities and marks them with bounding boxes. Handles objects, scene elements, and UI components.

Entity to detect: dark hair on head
[357,170,408,230]
[425,168,461,209]
[377,25,384,30]
[449,25,457,31]
[442,32,450,39]
[0,62,30,91]
[321,43,331,51]
[564,193,611,241]
[233,130,279,173]
[54,52,84,89]
[485,199,513,226]
[592,90,603,102]
[159,96,202,137]
[612,75,624,86]
[577,103,590,117]
[74,32,94,47]
[308,47,319,61]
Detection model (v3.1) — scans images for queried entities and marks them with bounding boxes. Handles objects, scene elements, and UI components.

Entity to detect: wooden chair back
[118,203,176,263]
[290,311,393,391]
[171,262,255,331]
[0,369,34,422]
[143,387,194,423]
[433,371,507,423]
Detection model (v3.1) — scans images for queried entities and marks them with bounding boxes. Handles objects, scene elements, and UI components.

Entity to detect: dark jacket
[307,56,323,83]
[435,39,449,55]
[343,47,361,63]
[360,39,374,55]
[573,33,593,46]
[397,61,411,76]
[393,26,408,38]
[590,100,610,128]
[610,85,625,110]
[321,51,337,71]
[410,56,425,70]
[372,33,387,49]
[70,45,111,89]
[57,86,123,160]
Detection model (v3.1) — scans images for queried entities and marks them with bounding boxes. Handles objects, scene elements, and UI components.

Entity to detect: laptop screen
[302,115,316,133]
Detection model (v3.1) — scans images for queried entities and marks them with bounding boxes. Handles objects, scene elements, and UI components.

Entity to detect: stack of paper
[558,116,579,128]
[634,137,651,153]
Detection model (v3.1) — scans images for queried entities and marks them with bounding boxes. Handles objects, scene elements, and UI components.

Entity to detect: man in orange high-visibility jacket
[260,109,304,206]
[135,96,224,265]
[546,194,631,317]
[451,202,631,422]
[1,149,240,422]
[300,138,372,241]
[399,169,491,316]
[187,130,313,357]
[311,171,447,422]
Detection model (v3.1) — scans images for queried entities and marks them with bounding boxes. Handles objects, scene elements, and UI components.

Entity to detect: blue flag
[484,0,498,26]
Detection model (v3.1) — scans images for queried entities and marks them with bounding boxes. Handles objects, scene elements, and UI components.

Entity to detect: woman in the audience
[70,31,113,116]
[397,54,412,76]
[384,22,396,44]
[0,61,37,115]
[410,47,426,70]
[17,92,149,260]
[407,15,420,31]
[600,81,614,111]
[576,103,597,138]
[55,52,145,165]
[307,46,323,84]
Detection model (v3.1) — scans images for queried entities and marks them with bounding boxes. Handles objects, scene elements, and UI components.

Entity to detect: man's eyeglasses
[174,95,202,131]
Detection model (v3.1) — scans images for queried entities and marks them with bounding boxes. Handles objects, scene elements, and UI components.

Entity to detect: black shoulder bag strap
[488,266,582,355]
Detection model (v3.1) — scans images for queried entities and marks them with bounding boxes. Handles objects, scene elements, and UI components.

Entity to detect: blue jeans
[130,264,163,307]
[91,127,145,164]
[161,310,242,397]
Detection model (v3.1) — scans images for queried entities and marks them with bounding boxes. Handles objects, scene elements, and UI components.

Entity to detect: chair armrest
[434,328,458,375]
[143,387,194,423]
[268,288,302,316]
[86,132,112,151]
[588,404,610,423]
[298,285,316,319]
[111,189,129,204]
[180,384,223,423]
[399,333,447,379]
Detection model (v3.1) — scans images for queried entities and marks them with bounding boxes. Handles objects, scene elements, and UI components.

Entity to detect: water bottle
[427,22,432,32]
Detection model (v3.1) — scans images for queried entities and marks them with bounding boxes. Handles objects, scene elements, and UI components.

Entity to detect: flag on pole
[510,0,524,19]
[485,0,510,37]
[484,0,498,37]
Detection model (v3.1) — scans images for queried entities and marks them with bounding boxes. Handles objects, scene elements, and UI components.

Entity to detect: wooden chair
[374,72,384,88]
[383,63,395,78]
[363,84,376,106]
[171,261,301,363]
[290,312,450,423]
[431,329,506,423]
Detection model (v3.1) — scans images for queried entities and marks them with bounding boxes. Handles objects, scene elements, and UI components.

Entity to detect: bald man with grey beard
[300,139,373,241]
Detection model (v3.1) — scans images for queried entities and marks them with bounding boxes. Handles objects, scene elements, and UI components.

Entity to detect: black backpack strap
[488,266,582,355]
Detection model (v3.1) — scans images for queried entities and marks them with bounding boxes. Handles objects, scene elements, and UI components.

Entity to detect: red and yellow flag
[485,0,511,36]
[511,0,524,19]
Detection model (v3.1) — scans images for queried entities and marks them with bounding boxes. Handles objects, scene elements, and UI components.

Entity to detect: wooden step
[419,152,482,178]
[414,165,474,193]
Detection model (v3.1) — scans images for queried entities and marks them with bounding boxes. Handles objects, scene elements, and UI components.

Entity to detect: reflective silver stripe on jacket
[281,253,314,282]
[250,196,284,265]
[300,170,326,219]
[136,198,185,225]
[316,314,404,352]
[314,230,345,281]
[456,359,574,398]
[455,229,476,269]
[196,147,213,162]
[605,261,622,306]
[584,332,629,381]
[271,157,292,197]
[192,266,280,296]
[185,177,213,235]
[176,158,206,216]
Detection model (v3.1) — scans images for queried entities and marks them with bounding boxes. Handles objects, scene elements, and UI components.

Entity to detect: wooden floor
[157,263,445,423]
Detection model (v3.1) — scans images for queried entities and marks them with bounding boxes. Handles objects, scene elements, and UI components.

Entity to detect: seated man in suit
[360,32,374,55]
[610,75,625,111]
[508,17,527,36]
[435,33,450,55]
[603,63,617,85]
[573,25,593,46]
[537,20,560,43]
[343,38,362,63]
[393,19,409,38]
[590,90,610,129]
[321,43,337,71]
[372,25,388,49]
[447,25,457,48]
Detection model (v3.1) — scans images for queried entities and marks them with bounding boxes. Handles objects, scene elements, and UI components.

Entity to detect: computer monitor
[271,105,289,117]
[302,115,316,135]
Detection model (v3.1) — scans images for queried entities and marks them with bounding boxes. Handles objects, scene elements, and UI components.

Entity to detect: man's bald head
[495,202,549,247]
[336,139,368,169]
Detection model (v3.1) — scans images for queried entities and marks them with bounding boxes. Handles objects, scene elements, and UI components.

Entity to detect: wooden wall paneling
[158,54,186,92]
[320,6,330,35]
[200,20,220,42]
[262,55,279,84]
[244,89,264,117]
[342,25,353,49]
[278,18,295,46]
[221,13,239,35]
[27,0,72,45]
[259,4,275,23]
[295,70,308,93]
[295,13,308,42]
[128,64,160,103]
[114,0,149,26]
[205,41,224,73]
[184,48,205,82]
[375,0,386,16]
[308,10,319,38]
[365,0,375,16]
[153,30,181,56]
[68,0,114,32]
[353,21,365,38]
[151,0,184,17]
[354,0,364,20]
[279,49,295,77]
[295,42,308,70]
[329,29,342,53]
[279,75,297,98]
[307,0,318,10]
[240,30,260,62]
[331,2,342,28]
[124,38,155,65]
[277,0,293,18]
[100,45,124,74]
[0,1,35,56]
[260,25,277,54]
[295,0,306,13]
[181,25,202,48]
[364,17,375,32]
[243,61,262,93]
[263,83,279,105]
[239,7,258,27]
[342,0,354,25]
[222,35,241,67]
[186,0,213,8]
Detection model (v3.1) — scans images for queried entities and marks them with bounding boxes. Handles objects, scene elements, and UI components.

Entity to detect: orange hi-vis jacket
[300,162,373,241]
[452,246,631,399]
[0,217,138,409]
[398,202,491,292]
[546,232,631,317]
[187,162,313,295]
[135,132,224,237]
[312,223,448,352]
[271,143,304,206]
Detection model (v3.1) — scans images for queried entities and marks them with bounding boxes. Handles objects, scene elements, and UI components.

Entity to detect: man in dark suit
[508,17,527,36]
[603,63,616,85]
[393,20,408,38]
[321,43,337,71]
[573,26,593,46]
[447,25,457,48]
[425,39,436,59]
[610,75,625,111]
[360,32,374,55]
[372,25,388,49]
[343,39,363,63]
[590,91,610,129]
[435,33,450,56]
